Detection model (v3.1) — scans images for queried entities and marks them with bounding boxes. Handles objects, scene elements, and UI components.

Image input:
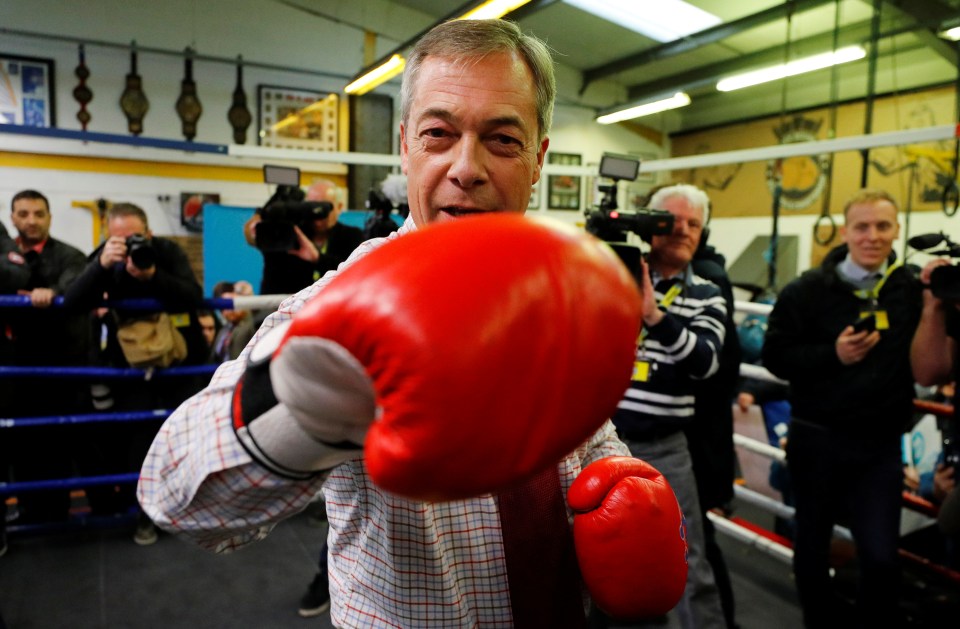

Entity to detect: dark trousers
[786,420,903,628]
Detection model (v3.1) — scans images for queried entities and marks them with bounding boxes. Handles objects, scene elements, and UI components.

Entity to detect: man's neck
[648,256,686,281]
[17,236,45,252]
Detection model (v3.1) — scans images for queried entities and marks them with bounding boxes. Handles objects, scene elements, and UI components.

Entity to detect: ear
[532,137,549,185]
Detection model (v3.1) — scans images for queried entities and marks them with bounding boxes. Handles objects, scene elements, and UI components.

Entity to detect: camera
[125,234,156,270]
[363,188,401,240]
[907,232,960,302]
[256,165,334,252]
[584,153,674,249]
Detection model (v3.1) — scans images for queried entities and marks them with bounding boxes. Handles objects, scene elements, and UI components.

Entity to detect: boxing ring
[0,294,284,533]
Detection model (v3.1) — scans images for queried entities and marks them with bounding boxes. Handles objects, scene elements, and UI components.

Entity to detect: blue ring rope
[0,364,218,378]
[0,409,171,428]
[0,473,140,495]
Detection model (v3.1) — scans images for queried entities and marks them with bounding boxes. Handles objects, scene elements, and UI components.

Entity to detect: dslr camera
[584,154,674,272]
[125,234,156,270]
[256,165,334,252]
[908,232,960,302]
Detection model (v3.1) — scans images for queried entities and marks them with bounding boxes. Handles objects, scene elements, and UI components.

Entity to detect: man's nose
[447,136,487,188]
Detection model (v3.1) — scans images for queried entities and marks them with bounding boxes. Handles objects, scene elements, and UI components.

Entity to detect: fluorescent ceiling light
[460,0,531,20]
[940,26,960,41]
[344,1,531,95]
[716,45,867,92]
[345,54,406,95]
[564,0,721,42]
[596,92,691,124]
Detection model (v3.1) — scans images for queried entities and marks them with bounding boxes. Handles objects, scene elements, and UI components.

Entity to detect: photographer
[911,257,960,544]
[64,202,206,544]
[244,178,363,296]
[764,189,921,627]
[611,183,727,628]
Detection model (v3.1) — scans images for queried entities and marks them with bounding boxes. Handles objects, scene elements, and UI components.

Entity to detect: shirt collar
[651,265,692,287]
[838,253,887,282]
[16,236,47,255]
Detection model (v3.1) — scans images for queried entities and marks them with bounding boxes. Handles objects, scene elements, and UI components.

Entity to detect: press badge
[632,360,651,382]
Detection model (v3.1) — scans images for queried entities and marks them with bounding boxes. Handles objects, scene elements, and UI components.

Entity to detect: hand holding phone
[852,313,877,334]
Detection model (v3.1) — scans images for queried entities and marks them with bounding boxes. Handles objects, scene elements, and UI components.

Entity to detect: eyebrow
[416,108,529,134]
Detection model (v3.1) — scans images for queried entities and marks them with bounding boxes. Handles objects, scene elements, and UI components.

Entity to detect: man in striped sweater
[612,183,728,629]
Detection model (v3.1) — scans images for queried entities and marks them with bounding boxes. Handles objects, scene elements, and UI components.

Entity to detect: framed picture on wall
[0,53,55,127]
[180,192,220,233]
[548,152,582,210]
[257,85,338,150]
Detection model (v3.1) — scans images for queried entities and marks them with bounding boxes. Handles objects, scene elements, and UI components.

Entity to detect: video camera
[584,153,674,244]
[255,165,334,252]
[364,188,401,240]
[907,232,960,302]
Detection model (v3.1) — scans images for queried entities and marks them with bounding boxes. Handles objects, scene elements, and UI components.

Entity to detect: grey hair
[399,19,556,144]
[648,184,711,224]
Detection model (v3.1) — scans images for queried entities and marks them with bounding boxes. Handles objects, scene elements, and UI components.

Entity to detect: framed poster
[547,152,582,210]
[180,192,220,233]
[257,85,338,150]
[0,53,55,127]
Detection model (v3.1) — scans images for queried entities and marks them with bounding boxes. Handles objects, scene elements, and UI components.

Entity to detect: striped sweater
[613,268,727,439]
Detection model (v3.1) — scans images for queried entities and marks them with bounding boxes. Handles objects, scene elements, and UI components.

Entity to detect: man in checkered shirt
[139,19,686,628]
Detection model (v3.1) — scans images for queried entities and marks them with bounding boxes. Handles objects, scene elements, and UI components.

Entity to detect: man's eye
[491,134,522,146]
[423,128,447,139]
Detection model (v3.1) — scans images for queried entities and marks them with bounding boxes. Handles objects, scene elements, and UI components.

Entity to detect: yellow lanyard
[638,281,683,343]
[852,260,901,302]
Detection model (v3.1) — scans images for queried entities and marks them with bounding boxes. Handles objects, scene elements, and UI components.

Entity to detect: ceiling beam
[883,0,959,65]
[625,19,875,101]
[581,0,838,88]
[623,12,941,103]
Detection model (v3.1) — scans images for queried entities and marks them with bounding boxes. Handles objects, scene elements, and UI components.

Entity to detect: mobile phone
[852,313,877,333]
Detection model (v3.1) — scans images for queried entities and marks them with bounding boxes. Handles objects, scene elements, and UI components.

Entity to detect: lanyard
[639,280,683,343]
[852,260,901,302]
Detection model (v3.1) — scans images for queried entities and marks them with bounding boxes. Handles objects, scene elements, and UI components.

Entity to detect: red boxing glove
[568,456,688,619]
[263,214,641,500]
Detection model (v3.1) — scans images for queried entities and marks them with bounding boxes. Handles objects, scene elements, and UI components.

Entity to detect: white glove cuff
[235,403,361,478]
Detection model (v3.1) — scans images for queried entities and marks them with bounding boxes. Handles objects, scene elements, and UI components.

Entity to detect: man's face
[219,291,248,324]
[400,51,548,226]
[11,197,51,246]
[842,199,899,271]
[305,183,343,233]
[108,215,149,240]
[649,195,705,271]
[199,315,216,346]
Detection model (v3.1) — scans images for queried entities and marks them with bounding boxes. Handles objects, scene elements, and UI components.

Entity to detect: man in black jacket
[689,229,742,629]
[1,190,89,531]
[763,189,920,627]
[244,179,364,296]
[63,202,205,543]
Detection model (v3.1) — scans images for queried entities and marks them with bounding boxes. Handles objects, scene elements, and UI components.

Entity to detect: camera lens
[125,234,156,270]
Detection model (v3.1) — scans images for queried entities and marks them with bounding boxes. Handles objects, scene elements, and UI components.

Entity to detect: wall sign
[257,85,338,151]
[0,53,56,127]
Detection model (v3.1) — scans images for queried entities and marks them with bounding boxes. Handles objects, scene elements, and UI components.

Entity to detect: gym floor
[0,500,807,629]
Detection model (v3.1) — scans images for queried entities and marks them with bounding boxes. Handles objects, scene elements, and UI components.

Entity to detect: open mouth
[440,207,490,217]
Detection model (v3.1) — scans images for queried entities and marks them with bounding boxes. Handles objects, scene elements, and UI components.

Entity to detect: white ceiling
[342,0,960,135]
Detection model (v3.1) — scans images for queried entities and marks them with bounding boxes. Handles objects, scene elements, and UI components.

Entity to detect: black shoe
[298,572,330,618]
